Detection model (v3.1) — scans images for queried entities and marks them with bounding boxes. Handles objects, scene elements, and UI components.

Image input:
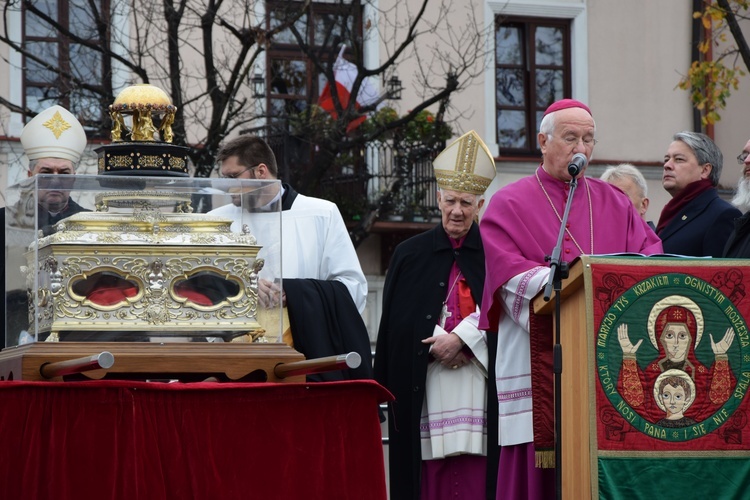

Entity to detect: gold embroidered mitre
[432,130,496,195]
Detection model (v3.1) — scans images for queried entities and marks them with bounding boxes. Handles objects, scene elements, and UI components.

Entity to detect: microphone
[567,153,588,177]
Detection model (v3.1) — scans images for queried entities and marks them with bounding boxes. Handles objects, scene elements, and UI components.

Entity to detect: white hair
[600,163,648,198]
[731,176,750,213]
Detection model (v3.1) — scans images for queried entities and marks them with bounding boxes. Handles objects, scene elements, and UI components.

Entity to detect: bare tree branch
[1,0,489,245]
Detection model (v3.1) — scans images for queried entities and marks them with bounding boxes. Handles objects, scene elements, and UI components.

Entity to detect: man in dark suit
[2,105,88,348]
[723,138,750,258]
[656,131,740,257]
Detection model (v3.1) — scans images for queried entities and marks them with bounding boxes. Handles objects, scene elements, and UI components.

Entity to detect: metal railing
[265,132,443,223]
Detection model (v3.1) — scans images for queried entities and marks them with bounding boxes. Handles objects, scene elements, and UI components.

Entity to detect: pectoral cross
[439,303,451,329]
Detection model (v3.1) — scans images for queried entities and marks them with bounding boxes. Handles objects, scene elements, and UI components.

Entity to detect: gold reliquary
[4,174,284,346]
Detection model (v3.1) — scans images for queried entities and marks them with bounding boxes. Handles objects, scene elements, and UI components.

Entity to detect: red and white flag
[318,47,381,132]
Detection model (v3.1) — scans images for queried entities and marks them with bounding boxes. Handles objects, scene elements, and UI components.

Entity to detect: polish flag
[318,47,381,132]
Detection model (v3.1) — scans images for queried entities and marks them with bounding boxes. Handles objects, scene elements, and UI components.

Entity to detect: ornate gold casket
[1,173,296,381]
[30,191,265,342]
[4,83,284,345]
[5,175,283,346]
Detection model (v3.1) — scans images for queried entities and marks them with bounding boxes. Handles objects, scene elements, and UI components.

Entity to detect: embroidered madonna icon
[595,272,749,443]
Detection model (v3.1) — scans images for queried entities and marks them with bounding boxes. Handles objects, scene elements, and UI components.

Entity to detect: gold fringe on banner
[535,450,555,469]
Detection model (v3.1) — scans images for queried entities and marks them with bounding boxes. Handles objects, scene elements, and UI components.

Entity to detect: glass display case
[3,174,283,348]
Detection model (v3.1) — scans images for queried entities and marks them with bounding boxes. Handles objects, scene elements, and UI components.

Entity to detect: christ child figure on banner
[617,296,736,422]
[653,369,698,428]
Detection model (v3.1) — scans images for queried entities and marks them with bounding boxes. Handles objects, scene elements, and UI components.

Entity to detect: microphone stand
[543,174,578,500]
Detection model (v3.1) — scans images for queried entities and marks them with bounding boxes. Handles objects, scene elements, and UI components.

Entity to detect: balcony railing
[265,132,444,224]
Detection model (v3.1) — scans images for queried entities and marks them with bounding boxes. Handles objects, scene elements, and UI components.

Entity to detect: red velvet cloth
[0,380,392,499]
[86,282,138,305]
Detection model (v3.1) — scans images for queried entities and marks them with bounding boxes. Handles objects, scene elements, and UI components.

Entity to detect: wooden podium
[532,255,750,499]
[532,257,589,499]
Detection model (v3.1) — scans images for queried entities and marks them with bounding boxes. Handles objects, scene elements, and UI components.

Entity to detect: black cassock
[723,211,750,258]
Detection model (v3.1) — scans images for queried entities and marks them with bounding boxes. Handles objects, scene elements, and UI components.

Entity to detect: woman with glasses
[656,131,741,257]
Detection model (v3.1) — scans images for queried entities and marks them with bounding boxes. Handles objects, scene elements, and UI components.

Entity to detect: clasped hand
[422,333,469,368]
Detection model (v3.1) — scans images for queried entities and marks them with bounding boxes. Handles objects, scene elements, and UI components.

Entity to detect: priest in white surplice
[209,135,372,381]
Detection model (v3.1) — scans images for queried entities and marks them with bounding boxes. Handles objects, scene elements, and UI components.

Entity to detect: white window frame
[483,0,587,157]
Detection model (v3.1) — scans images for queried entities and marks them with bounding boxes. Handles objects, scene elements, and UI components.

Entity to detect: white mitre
[20,105,87,163]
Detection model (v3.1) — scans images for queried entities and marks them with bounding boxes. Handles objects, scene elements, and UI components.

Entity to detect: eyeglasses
[737,152,749,165]
[556,135,598,148]
[220,164,259,179]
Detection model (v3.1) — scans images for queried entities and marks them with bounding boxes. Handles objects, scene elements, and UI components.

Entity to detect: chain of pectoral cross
[439,271,463,328]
